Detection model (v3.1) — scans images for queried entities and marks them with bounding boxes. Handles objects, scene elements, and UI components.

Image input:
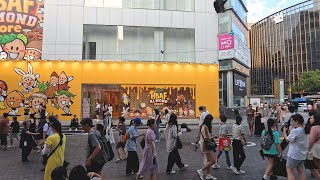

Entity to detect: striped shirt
[232,124,244,140]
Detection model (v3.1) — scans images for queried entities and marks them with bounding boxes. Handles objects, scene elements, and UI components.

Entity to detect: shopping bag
[272,158,287,177]
[218,137,231,151]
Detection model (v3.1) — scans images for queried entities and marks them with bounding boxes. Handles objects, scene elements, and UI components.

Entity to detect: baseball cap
[134,118,143,125]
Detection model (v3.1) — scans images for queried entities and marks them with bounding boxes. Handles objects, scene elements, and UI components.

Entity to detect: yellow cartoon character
[5,90,24,115]
[29,92,48,114]
[51,90,75,115]
[1,34,28,60]
[0,80,8,110]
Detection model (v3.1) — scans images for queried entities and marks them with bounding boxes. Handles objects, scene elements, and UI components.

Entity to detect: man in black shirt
[20,121,39,163]
[10,116,20,147]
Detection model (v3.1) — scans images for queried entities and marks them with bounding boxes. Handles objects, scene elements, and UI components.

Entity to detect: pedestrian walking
[308,113,320,176]
[43,121,66,180]
[230,116,247,175]
[115,117,127,163]
[107,103,113,118]
[10,116,20,147]
[0,113,10,150]
[125,118,144,177]
[154,109,161,142]
[246,104,255,136]
[261,118,283,180]
[254,108,265,136]
[219,102,226,116]
[136,119,160,180]
[192,106,210,150]
[164,109,170,124]
[197,114,217,180]
[80,118,105,176]
[103,112,115,144]
[165,114,188,174]
[213,115,232,169]
[20,120,40,163]
[282,114,309,180]
[95,102,101,120]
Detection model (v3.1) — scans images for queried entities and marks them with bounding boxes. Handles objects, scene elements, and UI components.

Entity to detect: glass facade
[83,25,195,62]
[84,0,194,11]
[251,0,320,95]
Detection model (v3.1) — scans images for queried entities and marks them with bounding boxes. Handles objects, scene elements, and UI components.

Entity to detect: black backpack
[91,131,114,162]
[261,131,274,151]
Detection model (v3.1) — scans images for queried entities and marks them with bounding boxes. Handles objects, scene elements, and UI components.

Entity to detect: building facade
[250,0,320,96]
[0,0,225,119]
[218,0,250,108]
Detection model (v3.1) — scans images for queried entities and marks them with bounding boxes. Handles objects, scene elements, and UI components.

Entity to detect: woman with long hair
[136,119,160,180]
[230,116,247,175]
[154,109,161,142]
[261,118,282,180]
[165,114,188,174]
[283,114,309,180]
[308,113,320,176]
[43,121,66,180]
[197,114,217,180]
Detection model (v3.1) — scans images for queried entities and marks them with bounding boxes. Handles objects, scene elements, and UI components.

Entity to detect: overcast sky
[247,0,306,23]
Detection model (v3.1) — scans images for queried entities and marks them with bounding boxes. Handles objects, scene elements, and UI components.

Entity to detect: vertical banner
[279,79,285,103]
[0,0,45,60]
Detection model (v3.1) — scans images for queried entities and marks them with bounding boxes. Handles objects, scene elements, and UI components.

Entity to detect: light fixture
[165,62,167,64]
[113,60,115,63]
[126,61,129,63]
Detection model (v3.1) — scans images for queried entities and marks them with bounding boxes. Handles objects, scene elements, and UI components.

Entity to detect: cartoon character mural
[14,63,40,94]
[51,90,75,115]
[0,46,8,60]
[0,80,8,110]
[5,90,24,115]
[24,41,42,60]
[44,71,59,99]
[122,93,130,108]
[58,71,74,91]
[28,92,48,114]
[0,34,28,60]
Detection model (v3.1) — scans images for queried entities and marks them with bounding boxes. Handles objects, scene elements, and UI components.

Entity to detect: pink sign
[218,33,234,51]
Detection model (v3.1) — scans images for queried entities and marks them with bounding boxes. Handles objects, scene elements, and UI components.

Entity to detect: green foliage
[294,70,320,93]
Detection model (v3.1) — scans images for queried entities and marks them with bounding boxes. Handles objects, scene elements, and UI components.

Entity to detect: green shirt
[262,130,280,155]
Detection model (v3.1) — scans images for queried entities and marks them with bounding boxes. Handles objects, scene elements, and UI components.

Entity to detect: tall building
[250,0,320,96]
[218,0,250,108]
[0,0,232,119]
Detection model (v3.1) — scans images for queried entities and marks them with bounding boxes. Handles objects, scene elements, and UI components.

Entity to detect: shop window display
[82,84,196,119]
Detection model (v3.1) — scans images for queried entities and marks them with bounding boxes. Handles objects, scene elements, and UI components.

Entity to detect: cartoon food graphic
[183,108,189,115]
[24,40,42,60]
[0,33,28,60]
[58,71,74,91]
[189,110,195,116]
[178,108,183,117]
[146,107,153,116]
[25,27,43,41]
[45,71,59,99]
[14,63,40,94]
[51,90,75,115]
[29,92,48,113]
[0,46,8,60]
[121,107,129,117]
[0,80,8,110]
[140,102,146,109]
[5,90,24,115]
[122,93,130,107]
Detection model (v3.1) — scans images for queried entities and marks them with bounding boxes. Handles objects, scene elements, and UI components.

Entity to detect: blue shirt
[262,130,280,155]
[126,125,138,151]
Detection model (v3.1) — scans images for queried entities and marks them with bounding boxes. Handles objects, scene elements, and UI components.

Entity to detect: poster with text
[0,0,44,60]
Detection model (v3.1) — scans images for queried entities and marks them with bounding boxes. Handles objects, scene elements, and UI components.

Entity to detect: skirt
[311,143,320,159]
[137,147,160,176]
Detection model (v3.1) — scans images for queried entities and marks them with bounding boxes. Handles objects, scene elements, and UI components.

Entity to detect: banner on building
[0,0,45,60]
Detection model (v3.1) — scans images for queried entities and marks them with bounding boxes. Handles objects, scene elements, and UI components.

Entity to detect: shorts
[10,133,19,140]
[247,117,254,126]
[86,161,105,173]
[286,156,305,169]
[264,154,278,158]
[116,142,125,149]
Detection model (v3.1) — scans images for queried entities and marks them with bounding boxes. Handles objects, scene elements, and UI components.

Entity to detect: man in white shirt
[199,106,210,126]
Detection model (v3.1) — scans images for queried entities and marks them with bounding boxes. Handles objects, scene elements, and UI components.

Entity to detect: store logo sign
[235,79,246,90]
[218,33,234,51]
[149,90,168,106]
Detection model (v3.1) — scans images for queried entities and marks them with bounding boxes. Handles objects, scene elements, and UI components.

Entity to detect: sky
[247,0,306,23]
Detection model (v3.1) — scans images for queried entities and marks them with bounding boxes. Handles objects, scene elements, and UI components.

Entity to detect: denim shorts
[286,156,305,169]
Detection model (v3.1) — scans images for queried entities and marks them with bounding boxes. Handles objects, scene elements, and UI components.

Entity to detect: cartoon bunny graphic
[14,63,40,94]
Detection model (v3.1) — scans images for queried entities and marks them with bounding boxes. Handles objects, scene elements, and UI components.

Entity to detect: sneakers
[197,169,204,180]
[155,139,160,143]
[115,159,121,163]
[180,164,189,171]
[75,128,78,131]
[230,166,240,175]
[166,170,176,175]
[238,170,245,174]
[125,172,134,176]
[212,164,221,169]
[69,128,72,131]
[205,174,217,180]
[227,166,232,170]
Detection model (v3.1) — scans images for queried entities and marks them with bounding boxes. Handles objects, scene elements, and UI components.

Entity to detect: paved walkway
[0,124,313,180]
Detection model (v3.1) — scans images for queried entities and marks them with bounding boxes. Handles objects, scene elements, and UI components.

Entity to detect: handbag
[272,158,287,177]
[42,138,62,165]
[176,136,182,149]
[140,136,145,149]
[200,131,217,151]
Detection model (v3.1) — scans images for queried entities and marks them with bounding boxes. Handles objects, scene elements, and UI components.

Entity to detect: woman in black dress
[254,107,265,136]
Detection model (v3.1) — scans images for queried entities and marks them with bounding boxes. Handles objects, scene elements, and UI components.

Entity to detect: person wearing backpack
[80,118,105,177]
[261,118,283,180]
[115,117,127,163]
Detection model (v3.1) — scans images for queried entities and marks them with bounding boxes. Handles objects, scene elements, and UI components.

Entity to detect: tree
[294,70,320,94]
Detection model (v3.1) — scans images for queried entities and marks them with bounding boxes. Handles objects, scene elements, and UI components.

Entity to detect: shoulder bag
[200,130,217,151]
[42,137,62,165]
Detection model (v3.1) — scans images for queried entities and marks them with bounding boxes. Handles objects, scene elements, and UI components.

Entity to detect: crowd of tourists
[1,101,320,180]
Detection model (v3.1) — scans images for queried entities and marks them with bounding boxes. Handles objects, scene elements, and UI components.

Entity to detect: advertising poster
[250,98,261,109]
[218,33,234,51]
[0,0,44,60]
[83,98,90,118]
[233,73,247,97]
